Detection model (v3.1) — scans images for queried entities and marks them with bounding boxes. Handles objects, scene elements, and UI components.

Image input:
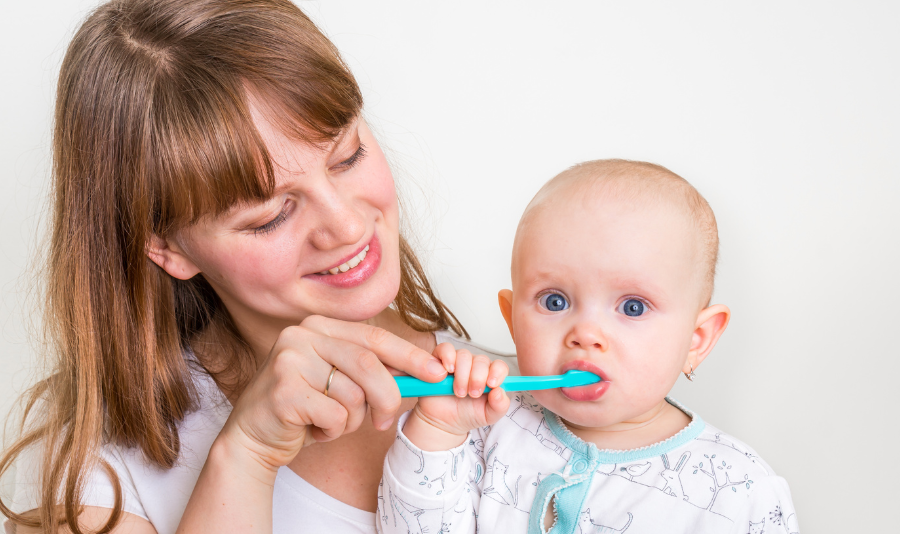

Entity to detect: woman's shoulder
[433,330,519,375]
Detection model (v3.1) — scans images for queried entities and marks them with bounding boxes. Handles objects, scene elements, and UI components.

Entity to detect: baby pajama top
[377,393,798,534]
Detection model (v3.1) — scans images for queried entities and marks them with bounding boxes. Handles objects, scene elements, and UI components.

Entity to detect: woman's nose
[306,178,366,250]
[564,321,608,351]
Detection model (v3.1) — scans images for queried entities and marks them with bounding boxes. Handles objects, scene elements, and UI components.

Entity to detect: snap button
[572,459,588,473]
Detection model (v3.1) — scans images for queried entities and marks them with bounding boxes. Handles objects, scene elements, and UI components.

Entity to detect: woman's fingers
[300,315,447,382]
[300,332,406,431]
[294,382,350,441]
[273,337,369,436]
[317,367,368,435]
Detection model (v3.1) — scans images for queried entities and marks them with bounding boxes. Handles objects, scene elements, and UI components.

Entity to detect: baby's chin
[530,390,621,429]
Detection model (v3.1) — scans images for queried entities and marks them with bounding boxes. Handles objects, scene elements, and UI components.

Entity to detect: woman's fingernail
[427,360,445,376]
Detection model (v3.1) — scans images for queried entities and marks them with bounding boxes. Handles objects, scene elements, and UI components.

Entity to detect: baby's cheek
[515,351,556,378]
[629,358,682,392]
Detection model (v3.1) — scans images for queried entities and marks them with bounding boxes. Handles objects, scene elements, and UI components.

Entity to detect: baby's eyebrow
[609,277,668,299]
[523,270,560,286]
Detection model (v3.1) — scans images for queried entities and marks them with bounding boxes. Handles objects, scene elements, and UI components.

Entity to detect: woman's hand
[401,343,510,451]
[218,315,449,475]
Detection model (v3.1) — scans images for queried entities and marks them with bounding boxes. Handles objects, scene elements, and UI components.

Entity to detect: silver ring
[324,366,338,397]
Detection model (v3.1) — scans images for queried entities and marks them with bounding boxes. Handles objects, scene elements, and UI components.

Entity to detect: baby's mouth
[318,245,369,275]
[560,360,609,401]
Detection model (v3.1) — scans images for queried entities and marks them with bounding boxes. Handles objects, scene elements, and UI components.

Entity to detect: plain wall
[2,1,898,531]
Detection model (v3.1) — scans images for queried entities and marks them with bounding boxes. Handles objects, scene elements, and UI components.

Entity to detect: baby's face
[506,190,705,429]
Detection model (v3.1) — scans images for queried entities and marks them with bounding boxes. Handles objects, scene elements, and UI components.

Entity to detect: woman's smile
[307,233,382,289]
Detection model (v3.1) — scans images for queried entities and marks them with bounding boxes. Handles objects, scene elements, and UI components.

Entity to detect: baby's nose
[565,323,606,350]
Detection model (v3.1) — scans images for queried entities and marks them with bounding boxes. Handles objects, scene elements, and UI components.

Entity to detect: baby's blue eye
[619,299,646,317]
[539,293,569,312]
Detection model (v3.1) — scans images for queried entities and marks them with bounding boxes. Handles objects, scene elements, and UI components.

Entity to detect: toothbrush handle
[394,371,599,398]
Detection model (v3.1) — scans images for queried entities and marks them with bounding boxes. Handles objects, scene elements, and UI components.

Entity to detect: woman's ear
[685,304,731,374]
[145,234,201,280]
[497,289,515,340]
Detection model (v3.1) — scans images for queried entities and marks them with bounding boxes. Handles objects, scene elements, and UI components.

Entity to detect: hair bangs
[148,65,276,233]
[141,0,364,233]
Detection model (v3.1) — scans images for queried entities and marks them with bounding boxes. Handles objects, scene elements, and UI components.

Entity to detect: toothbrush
[394,370,600,398]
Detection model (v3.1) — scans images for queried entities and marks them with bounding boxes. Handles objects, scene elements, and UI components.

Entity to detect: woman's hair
[0,0,466,531]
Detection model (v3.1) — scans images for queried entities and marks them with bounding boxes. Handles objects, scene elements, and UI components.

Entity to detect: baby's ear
[686,304,731,373]
[497,289,515,340]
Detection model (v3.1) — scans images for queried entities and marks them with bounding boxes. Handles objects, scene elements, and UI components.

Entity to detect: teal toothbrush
[395,370,600,398]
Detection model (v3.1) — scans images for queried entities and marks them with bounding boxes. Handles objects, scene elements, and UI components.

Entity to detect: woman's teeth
[319,245,369,275]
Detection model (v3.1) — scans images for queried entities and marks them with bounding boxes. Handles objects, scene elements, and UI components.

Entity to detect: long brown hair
[0,1,465,532]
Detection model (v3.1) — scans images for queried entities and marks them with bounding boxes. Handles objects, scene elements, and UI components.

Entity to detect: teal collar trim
[542,397,706,464]
[526,398,705,534]
[527,436,600,534]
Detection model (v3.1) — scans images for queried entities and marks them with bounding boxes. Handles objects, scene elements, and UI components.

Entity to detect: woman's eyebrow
[262,126,362,199]
[330,121,361,153]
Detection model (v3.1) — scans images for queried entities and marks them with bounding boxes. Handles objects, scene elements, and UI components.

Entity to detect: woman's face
[164,107,401,343]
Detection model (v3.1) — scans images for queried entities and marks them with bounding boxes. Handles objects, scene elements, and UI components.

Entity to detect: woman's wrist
[209,429,281,487]
[402,405,469,451]
[177,429,280,533]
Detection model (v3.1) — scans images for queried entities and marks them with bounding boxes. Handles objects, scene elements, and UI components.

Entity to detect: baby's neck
[562,400,692,451]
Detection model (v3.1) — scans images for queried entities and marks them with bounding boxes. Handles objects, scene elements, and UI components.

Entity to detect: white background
[2,1,899,532]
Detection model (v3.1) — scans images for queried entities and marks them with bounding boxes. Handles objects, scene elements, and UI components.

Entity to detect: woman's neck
[562,399,692,451]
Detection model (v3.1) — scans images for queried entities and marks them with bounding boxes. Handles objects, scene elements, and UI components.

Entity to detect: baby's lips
[561,380,610,402]
[560,359,609,382]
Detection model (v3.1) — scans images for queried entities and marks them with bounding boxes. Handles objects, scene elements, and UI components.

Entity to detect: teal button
[572,459,588,473]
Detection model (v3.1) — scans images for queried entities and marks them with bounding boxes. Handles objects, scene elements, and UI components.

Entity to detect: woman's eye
[252,208,288,236]
[539,293,569,312]
[335,143,367,170]
[618,298,647,317]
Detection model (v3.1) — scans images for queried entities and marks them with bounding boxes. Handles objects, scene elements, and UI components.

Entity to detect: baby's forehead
[513,160,719,302]
[519,173,692,237]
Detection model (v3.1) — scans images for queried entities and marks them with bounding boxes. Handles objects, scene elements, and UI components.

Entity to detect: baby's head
[498,159,730,429]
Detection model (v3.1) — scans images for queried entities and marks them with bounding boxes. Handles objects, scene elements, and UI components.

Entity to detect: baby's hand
[402,343,510,451]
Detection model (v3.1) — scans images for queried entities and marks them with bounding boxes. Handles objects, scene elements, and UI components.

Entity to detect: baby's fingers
[486,359,509,389]
[432,342,458,373]
[467,354,492,398]
[452,349,472,397]
[484,388,510,425]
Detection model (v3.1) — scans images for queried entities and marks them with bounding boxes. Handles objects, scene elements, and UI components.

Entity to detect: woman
[0,0,515,532]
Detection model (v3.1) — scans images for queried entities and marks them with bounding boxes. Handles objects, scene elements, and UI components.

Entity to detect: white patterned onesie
[377,394,798,534]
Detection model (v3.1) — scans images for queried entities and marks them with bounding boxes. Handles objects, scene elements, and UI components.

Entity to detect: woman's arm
[14,507,157,534]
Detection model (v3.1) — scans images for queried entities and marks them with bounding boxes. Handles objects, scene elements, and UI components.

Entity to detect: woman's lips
[305,234,381,289]
[560,360,609,402]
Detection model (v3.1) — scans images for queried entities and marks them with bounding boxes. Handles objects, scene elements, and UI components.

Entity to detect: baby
[377,160,798,534]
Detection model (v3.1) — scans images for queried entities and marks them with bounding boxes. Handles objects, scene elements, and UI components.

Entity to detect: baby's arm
[376,344,510,534]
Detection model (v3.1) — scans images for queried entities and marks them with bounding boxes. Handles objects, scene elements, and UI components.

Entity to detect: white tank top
[5,332,517,534]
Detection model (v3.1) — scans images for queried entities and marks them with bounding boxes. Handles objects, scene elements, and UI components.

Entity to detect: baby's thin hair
[523,159,719,304]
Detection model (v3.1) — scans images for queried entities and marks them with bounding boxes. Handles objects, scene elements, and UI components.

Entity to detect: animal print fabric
[377,394,797,534]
